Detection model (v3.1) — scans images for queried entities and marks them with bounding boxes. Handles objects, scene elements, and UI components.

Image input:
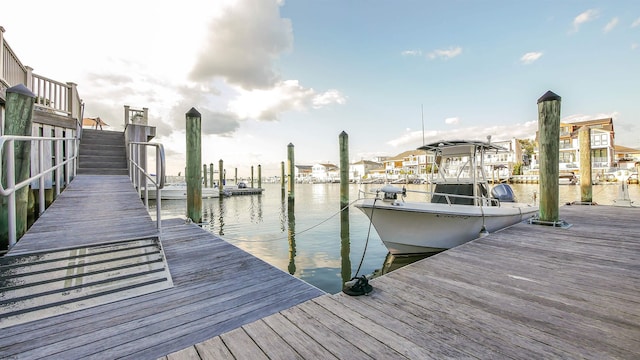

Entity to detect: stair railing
[0,135,79,248]
[128,141,165,232]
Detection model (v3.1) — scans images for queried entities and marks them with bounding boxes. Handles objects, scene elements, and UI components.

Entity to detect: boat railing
[358,187,501,207]
[0,134,79,248]
[128,141,165,232]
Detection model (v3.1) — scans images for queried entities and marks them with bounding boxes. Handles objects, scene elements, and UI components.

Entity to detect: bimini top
[417,140,507,156]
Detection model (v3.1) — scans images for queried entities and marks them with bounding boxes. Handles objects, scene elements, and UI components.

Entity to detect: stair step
[0,237,173,329]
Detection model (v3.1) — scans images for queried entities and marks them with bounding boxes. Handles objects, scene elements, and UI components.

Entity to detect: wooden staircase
[78,129,128,175]
[0,237,173,329]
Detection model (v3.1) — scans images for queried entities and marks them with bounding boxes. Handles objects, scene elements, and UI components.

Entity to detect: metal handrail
[0,135,78,248]
[128,141,165,232]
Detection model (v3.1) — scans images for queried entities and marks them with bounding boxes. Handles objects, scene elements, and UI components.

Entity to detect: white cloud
[189,0,293,90]
[402,50,422,56]
[572,9,599,32]
[386,122,538,148]
[520,52,543,65]
[312,89,347,108]
[632,43,639,50]
[228,80,345,120]
[603,18,619,33]
[445,117,460,125]
[632,17,640,28]
[427,46,463,60]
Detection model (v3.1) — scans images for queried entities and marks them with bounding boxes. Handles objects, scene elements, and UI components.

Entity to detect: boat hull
[356,199,538,255]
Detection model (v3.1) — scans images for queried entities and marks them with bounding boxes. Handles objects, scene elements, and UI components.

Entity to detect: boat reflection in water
[375,252,442,276]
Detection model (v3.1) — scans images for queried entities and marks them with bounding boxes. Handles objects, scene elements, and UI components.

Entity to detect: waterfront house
[614,144,640,170]
[294,165,313,183]
[312,163,339,183]
[349,160,383,182]
[531,118,616,175]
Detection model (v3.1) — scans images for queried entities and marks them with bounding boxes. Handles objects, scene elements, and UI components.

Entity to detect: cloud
[520,52,543,65]
[189,0,293,90]
[632,17,640,28]
[401,50,422,56]
[603,18,618,33]
[386,122,539,148]
[427,46,463,60]
[572,9,598,32]
[632,43,639,50]
[445,117,460,125]
[228,80,345,121]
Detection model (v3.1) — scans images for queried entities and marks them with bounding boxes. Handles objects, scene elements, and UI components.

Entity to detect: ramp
[0,236,173,328]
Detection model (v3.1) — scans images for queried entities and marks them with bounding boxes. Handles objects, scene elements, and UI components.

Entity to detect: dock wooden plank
[241,319,303,360]
[219,327,270,360]
[0,206,324,359]
[164,204,640,360]
[193,337,234,359]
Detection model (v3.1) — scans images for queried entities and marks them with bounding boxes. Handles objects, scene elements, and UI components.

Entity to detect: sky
[2,0,639,176]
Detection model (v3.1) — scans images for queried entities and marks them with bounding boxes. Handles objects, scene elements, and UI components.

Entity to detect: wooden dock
[0,175,324,359]
[164,204,640,359]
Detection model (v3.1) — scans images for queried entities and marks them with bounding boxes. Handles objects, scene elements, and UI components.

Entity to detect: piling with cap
[537,91,561,223]
[1,84,36,248]
[185,107,202,223]
[579,126,593,203]
[287,143,295,201]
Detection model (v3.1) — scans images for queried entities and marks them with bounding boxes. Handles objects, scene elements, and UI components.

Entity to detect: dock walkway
[0,175,324,359]
[165,204,640,359]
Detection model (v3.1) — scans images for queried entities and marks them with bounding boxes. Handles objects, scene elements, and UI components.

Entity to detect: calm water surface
[153,182,639,294]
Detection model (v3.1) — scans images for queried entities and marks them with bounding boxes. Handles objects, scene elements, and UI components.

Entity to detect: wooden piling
[202,164,208,188]
[339,131,349,209]
[579,126,592,203]
[185,108,202,223]
[251,166,254,188]
[287,143,295,201]
[234,168,238,185]
[258,165,262,189]
[209,163,214,187]
[1,84,35,248]
[218,159,224,189]
[537,91,561,222]
[281,161,285,197]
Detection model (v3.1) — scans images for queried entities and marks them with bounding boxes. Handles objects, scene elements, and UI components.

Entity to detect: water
[153,182,639,294]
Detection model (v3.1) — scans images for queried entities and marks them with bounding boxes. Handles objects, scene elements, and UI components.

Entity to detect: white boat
[355,140,539,255]
[144,183,231,200]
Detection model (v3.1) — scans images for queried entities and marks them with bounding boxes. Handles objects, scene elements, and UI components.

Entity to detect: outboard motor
[491,183,516,202]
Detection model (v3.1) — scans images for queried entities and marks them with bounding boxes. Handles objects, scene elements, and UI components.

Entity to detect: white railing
[2,27,83,126]
[128,141,165,232]
[0,135,78,248]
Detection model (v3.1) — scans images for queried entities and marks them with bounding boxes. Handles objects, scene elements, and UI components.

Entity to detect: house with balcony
[614,145,640,170]
[294,165,313,183]
[483,138,523,179]
[382,150,435,181]
[532,118,615,175]
[312,163,339,183]
[349,160,383,182]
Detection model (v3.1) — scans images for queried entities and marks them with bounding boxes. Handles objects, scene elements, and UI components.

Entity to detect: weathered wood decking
[8,175,159,255]
[0,175,324,359]
[164,204,640,359]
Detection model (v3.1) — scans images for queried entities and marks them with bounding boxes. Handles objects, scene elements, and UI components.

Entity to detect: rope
[207,198,362,243]
[353,197,377,278]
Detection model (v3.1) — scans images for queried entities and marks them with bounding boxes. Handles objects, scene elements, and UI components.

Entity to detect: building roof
[615,145,640,154]
[351,160,382,166]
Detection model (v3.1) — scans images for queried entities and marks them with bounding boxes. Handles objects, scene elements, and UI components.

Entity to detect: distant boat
[355,140,538,255]
[144,183,231,200]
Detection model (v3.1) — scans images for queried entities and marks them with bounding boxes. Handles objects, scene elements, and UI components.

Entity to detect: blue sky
[2,0,639,176]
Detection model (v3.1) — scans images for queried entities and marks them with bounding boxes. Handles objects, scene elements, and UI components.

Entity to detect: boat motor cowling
[379,185,405,201]
[491,183,516,202]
